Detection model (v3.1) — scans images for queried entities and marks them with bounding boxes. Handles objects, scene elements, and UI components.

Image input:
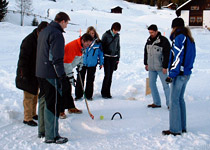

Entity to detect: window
[197,17,202,23]
[206,3,210,9]
[189,16,203,26]
[191,6,199,10]
[190,17,196,23]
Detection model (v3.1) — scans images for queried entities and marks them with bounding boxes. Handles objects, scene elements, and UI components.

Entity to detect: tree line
[124,0,188,7]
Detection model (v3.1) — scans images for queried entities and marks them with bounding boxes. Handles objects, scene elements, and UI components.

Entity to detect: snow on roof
[167,3,174,7]
[176,0,192,10]
[111,6,123,9]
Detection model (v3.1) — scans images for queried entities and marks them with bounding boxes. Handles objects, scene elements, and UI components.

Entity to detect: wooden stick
[78,72,94,120]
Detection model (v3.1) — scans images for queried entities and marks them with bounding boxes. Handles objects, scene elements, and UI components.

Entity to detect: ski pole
[78,72,94,120]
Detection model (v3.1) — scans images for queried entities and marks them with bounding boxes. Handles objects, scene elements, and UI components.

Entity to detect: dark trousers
[75,66,96,99]
[60,83,75,112]
[101,57,118,97]
[38,78,61,140]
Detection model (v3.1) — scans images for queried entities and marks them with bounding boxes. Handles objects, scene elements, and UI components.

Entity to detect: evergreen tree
[146,0,151,5]
[157,0,162,9]
[31,16,38,26]
[0,0,9,22]
[143,0,150,5]
[150,0,155,6]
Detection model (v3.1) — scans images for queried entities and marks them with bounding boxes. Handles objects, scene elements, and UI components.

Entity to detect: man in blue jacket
[36,12,70,144]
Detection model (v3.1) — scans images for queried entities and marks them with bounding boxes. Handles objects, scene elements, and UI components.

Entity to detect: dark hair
[171,27,194,42]
[148,24,158,31]
[37,21,48,32]
[54,12,70,23]
[111,22,121,31]
[81,33,93,42]
[171,17,185,28]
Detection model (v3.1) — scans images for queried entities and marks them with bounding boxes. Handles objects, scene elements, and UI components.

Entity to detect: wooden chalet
[111,6,123,14]
[176,0,210,27]
[163,3,178,10]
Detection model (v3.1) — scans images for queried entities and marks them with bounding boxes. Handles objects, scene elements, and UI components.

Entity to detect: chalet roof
[167,3,175,7]
[176,0,192,11]
[111,6,123,9]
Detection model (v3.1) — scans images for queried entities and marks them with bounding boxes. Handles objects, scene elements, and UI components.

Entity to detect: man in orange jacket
[59,33,93,119]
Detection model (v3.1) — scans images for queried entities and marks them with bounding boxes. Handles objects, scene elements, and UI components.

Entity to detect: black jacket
[36,21,66,79]
[15,29,39,95]
[101,30,120,59]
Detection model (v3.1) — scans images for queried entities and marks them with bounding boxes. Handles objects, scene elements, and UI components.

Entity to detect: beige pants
[23,91,38,121]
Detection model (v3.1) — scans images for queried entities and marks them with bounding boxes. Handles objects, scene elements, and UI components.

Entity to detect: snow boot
[23,120,37,126]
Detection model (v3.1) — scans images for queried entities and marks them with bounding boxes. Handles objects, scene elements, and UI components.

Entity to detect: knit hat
[148,24,158,31]
[171,18,185,28]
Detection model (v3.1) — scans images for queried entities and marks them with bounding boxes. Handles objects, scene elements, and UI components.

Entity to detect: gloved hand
[165,77,173,84]
[59,75,71,92]
[76,66,83,73]
[69,76,76,87]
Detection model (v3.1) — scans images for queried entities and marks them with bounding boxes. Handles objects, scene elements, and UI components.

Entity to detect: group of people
[144,18,196,136]
[16,12,121,144]
[16,11,196,144]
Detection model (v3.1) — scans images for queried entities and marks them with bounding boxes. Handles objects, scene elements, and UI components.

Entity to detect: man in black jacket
[101,22,121,99]
[36,12,70,144]
[16,21,48,127]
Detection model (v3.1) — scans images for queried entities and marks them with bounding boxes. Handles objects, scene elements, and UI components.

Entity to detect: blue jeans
[149,71,170,107]
[169,75,190,133]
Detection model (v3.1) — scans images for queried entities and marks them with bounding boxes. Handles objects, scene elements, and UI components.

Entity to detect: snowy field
[0,0,210,149]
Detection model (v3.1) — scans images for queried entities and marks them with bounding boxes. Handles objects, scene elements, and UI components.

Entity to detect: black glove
[59,75,71,92]
[76,66,83,73]
[69,76,76,87]
[113,62,118,71]
[165,77,173,84]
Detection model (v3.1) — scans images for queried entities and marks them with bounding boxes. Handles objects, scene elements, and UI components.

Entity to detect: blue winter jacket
[168,33,196,78]
[83,41,104,67]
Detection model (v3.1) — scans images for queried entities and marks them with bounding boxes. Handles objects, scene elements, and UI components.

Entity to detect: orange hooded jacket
[64,37,82,63]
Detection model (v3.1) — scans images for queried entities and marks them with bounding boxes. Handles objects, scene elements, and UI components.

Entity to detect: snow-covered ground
[0,0,210,149]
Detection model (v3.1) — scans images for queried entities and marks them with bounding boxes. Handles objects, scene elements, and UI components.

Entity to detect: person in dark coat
[16,21,48,127]
[101,22,121,99]
[36,12,70,144]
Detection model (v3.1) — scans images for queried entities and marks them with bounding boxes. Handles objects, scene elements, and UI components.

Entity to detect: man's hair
[111,22,121,31]
[37,21,48,32]
[81,33,93,42]
[54,12,70,23]
[148,24,158,31]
